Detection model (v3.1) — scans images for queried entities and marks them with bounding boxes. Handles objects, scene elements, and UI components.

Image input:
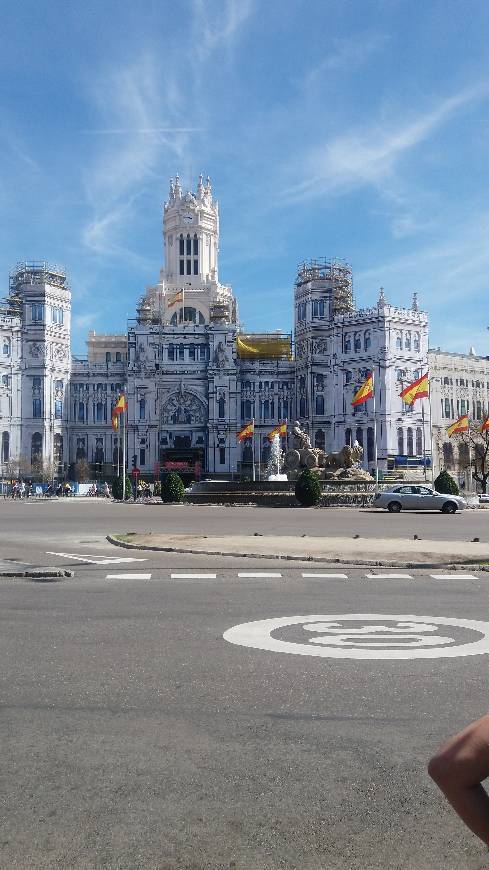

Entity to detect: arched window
[315,429,325,450]
[96,402,104,422]
[1,431,9,462]
[407,427,414,456]
[315,394,324,415]
[414,332,420,351]
[477,401,482,419]
[106,352,111,363]
[443,442,454,468]
[396,332,403,350]
[139,398,146,420]
[458,442,470,468]
[364,330,371,351]
[397,428,404,455]
[263,400,270,420]
[316,374,324,391]
[94,442,104,465]
[179,234,185,256]
[345,427,352,446]
[244,400,252,418]
[186,233,192,255]
[218,397,225,418]
[193,234,198,255]
[354,332,361,352]
[115,352,121,362]
[3,339,10,356]
[443,376,450,385]
[344,334,351,352]
[404,332,411,350]
[31,432,42,465]
[299,397,306,417]
[416,427,423,456]
[367,427,374,462]
[355,427,363,448]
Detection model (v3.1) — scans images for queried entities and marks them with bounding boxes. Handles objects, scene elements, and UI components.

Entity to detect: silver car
[373,485,467,513]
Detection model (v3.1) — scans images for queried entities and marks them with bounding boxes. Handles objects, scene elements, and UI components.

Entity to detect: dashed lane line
[237,572,283,578]
[365,573,413,580]
[170,572,217,580]
[301,572,348,579]
[430,574,479,581]
[106,573,152,580]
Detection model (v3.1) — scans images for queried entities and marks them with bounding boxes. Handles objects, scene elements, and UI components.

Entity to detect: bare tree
[459,428,489,494]
[74,458,91,483]
[3,457,19,479]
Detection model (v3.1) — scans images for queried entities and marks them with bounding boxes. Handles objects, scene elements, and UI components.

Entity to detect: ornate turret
[412,291,419,312]
[377,286,386,308]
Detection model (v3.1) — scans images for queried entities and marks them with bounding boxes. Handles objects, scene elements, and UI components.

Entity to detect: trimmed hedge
[434,469,459,495]
[161,472,185,503]
[112,474,133,500]
[295,467,322,506]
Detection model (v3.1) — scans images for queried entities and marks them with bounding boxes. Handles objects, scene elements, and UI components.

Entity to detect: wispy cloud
[82,54,194,258]
[193,0,253,60]
[282,82,489,203]
[305,32,388,83]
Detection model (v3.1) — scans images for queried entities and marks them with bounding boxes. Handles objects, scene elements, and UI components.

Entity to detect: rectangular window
[168,344,175,361]
[193,259,198,274]
[219,447,226,465]
[140,448,146,466]
[33,398,42,418]
[186,259,191,275]
[178,344,185,361]
[52,307,64,325]
[189,344,195,361]
[179,260,185,275]
[31,303,44,322]
[78,403,85,422]
[199,345,207,360]
[55,400,63,419]
[33,376,41,389]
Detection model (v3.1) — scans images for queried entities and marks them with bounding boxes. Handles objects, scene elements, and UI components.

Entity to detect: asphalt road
[2,502,489,869]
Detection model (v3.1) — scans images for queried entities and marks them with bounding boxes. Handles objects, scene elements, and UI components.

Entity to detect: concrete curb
[106,535,489,570]
[0,568,74,580]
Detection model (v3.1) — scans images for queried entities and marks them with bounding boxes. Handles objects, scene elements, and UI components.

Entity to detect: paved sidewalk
[107,531,489,567]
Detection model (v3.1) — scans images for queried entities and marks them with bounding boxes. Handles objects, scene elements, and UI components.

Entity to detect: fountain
[266,434,288,481]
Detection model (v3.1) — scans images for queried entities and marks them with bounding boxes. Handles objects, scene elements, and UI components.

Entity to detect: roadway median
[107,532,489,568]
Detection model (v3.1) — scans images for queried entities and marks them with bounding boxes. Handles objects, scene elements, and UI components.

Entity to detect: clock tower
[161,173,219,287]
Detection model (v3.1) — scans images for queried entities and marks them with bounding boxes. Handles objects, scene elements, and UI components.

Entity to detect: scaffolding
[236,333,293,360]
[295,257,354,315]
[9,260,67,293]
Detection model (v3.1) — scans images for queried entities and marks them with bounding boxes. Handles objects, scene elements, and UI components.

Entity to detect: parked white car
[373,485,467,513]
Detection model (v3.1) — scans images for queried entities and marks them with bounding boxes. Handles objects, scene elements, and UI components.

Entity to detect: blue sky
[1,0,489,356]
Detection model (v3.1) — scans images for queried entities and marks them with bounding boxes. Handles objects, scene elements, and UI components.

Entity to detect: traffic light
[132,454,137,470]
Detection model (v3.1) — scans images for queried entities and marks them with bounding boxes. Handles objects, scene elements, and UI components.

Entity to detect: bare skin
[428,713,489,846]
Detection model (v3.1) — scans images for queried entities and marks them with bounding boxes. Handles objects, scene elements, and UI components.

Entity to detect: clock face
[182,213,193,223]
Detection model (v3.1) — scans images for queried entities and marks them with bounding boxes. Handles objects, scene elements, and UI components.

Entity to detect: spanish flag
[479,416,489,433]
[111,393,127,430]
[267,421,287,441]
[237,421,254,441]
[167,289,184,308]
[447,414,469,437]
[352,372,373,406]
[399,372,429,405]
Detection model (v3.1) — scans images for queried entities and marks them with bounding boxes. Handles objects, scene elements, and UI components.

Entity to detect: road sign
[131,468,141,476]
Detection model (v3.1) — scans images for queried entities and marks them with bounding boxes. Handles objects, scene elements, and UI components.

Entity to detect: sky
[1,0,489,357]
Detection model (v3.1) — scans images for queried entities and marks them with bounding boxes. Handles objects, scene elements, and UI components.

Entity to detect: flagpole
[422,403,427,481]
[122,392,126,501]
[427,389,434,485]
[372,369,379,491]
[252,418,256,482]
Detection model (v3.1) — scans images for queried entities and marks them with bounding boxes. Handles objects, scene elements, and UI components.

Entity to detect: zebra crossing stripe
[365,573,413,580]
[238,572,282,578]
[430,574,479,581]
[302,573,348,579]
[106,573,152,580]
[170,573,217,579]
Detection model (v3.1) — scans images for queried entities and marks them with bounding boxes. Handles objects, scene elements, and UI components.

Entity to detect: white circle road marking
[223,614,489,660]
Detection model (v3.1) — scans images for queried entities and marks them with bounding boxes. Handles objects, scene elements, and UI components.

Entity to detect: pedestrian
[429,715,489,846]
[103,481,110,498]
[19,480,26,499]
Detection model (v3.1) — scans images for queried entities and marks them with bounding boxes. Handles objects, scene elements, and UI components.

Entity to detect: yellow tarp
[236,334,292,360]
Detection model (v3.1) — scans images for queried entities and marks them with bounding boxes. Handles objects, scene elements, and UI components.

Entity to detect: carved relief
[212,341,229,368]
[52,344,68,362]
[29,342,49,359]
[313,338,329,355]
[161,383,207,425]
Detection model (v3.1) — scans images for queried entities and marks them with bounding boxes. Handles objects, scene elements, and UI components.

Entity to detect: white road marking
[170,573,217,580]
[365,573,413,580]
[430,574,479,581]
[301,572,348,579]
[46,551,147,565]
[224,614,489,660]
[237,572,282,578]
[106,573,152,580]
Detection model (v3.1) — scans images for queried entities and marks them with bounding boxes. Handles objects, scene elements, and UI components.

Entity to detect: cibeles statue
[285,424,372,481]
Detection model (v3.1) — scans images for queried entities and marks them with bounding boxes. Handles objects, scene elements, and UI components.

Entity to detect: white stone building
[0,174,485,484]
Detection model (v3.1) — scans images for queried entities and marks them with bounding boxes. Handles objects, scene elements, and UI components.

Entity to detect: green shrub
[161,472,185,503]
[295,467,322,506]
[434,469,459,495]
[112,474,133,500]
[153,480,161,496]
